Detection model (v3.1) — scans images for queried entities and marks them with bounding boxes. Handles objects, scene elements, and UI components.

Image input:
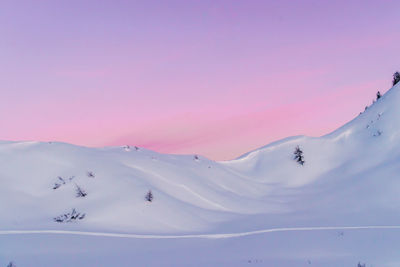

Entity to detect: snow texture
[2,83,400,266]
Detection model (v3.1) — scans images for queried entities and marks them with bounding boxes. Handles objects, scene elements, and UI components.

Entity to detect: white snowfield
[2,83,400,266]
[1,225,400,239]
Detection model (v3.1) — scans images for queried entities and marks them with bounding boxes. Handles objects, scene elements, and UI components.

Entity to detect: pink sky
[1,0,400,160]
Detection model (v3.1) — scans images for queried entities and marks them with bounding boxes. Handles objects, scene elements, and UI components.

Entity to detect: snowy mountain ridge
[2,83,400,236]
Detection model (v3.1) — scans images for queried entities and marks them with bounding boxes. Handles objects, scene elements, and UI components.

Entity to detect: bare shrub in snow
[54,208,85,223]
[53,183,61,190]
[393,71,400,86]
[376,91,381,100]
[7,262,16,267]
[75,184,87,198]
[194,155,199,160]
[52,176,75,190]
[53,176,66,190]
[293,146,305,165]
[357,262,366,267]
[145,190,154,202]
[373,130,382,137]
[58,176,66,184]
[124,145,139,151]
[87,171,95,178]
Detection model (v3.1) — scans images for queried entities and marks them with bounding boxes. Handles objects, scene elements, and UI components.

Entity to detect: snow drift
[2,83,400,235]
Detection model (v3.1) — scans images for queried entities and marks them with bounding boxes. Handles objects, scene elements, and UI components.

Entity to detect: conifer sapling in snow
[393,71,400,86]
[376,91,381,100]
[294,146,305,165]
[145,190,154,202]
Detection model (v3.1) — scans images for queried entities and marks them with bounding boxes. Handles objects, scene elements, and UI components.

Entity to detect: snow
[2,83,400,266]
[2,228,400,266]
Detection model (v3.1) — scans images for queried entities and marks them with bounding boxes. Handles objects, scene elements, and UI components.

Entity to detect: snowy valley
[2,83,400,266]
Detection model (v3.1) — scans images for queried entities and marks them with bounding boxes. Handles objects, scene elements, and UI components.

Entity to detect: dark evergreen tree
[376,91,381,100]
[145,190,154,202]
[293,146,305,165]
[393,72,400,86]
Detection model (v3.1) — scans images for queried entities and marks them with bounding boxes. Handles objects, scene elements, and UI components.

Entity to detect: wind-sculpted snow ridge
[1,83,400,235]
[1,225,400,239]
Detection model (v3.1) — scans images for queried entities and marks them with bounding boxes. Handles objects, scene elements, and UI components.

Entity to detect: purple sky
[1,0,400,160]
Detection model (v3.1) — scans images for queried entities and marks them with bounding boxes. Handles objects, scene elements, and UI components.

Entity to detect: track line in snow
[1,226,400,239]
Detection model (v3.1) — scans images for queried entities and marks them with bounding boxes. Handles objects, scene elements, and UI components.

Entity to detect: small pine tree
[393,72,400,86]
[293,146,305,165]
[145,190,153,202]
[376,91,381,100]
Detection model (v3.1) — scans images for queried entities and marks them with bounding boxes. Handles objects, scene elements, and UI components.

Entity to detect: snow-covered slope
[2,84,400,267]
[2,83,400,237]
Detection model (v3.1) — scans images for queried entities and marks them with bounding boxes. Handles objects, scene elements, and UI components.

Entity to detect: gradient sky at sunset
[1,0,400,160]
